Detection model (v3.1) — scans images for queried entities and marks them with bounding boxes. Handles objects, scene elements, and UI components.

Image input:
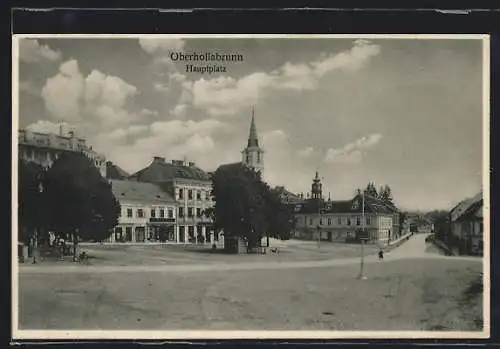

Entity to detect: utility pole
[317,200,321,249]
[358,190,367,280]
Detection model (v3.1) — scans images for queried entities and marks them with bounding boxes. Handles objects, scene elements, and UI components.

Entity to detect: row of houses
[104,157,218,245]
[18,124,424,249]
[435,191,484,256]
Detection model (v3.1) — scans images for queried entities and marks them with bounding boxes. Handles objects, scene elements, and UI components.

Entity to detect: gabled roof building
[104,179,177,244]
[449,191,483,255]
[128,156,215,244]
[293,172,400,245]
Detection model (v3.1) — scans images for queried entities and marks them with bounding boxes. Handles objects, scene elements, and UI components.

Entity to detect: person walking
[378,249,384,261]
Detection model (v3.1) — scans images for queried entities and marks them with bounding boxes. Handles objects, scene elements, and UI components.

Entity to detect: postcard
[12,34,490,340]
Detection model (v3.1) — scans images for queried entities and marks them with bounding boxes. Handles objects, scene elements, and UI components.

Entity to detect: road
[18,234,481,274]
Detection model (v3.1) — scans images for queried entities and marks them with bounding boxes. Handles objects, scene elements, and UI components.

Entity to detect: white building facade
[106,179,177,243]
[18,127,106,177]
[129,157,219,245]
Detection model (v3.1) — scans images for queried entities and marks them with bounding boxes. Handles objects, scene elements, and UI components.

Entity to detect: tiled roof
[273,186,304,204]
[106,162,129,180]
[129,158,211,182]
[450,191,483,222]
[295,194,398,215]
[109,179,175,204]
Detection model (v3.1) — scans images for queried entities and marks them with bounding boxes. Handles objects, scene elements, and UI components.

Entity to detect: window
[196,190,201,200]
[337,217,342,225]
[328,218,332,226]
[246,153,250,163]
[356,216,361,226]
[179,207,184,217]
[206,191,211,201]
[309,218,313,226]
[188,207,194,217]
[137,209,144,218]
[188,190,193,200]
[150,209,156,218]
[366,217,371,226]
[168,209,174,218]
[179,189,184,199]
[479,222,484,235]
[196,208,202,217]
[127,208,133,218]
[159,209,165,218]
[347,217,351,226]
[319,218,323,225]
[257,152,261,163]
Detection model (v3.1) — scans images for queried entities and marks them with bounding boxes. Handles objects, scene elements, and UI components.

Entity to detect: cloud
[41,59,140,128]
[312,39,381,77]
[138,38,185,54]
[140,109,159,117]
[19,80,40,97]
[154,82,170,92]
[19,39,61,63]
[171,104,188,118]
[190,40,381,116]
[25,120,70,134]
[324,133,382,164]
[90,119,228,173]
[41,60,84,122]
[297,147,314,158]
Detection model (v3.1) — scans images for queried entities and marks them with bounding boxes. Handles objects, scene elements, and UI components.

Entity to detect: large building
[241,110,265,175]
[106,179,177,243]
[129,157,216,244]
[18,127,107,177]
[293,172,398,245]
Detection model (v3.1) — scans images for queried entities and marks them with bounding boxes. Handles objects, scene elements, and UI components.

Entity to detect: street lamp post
[358,190,367,280]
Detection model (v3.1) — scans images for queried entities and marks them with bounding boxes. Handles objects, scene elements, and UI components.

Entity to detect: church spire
[247,106,259,148]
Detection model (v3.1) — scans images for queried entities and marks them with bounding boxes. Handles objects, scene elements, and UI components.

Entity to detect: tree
[18,160,46,254]
[378,184,394,206]
[265,187,294,242]
[211,163,293,252]
[365,182,378,198]
[43,152,120,260]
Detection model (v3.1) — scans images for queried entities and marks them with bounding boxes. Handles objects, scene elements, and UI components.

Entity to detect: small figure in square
[378,249,384,261]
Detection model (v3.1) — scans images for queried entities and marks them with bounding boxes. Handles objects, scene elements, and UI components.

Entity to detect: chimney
[106,161,112,166]
[188,161,195,167]
[68,130,75,138]
[153,156,165,163]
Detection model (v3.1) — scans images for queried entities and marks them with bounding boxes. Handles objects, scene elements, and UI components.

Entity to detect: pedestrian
[58,236,65,261]
[378,249,384,261]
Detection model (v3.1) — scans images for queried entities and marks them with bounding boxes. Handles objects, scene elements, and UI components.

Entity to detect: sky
[16,36,485,211]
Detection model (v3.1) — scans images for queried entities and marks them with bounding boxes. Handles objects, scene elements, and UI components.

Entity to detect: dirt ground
[18,258,482,331]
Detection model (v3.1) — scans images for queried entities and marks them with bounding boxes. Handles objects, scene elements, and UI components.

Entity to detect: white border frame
[12,34,491,340]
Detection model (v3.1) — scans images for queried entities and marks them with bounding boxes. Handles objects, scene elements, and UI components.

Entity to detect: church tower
[311,171,323,200]
[241,107,265,175]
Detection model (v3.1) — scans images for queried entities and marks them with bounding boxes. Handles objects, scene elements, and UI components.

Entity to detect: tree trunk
[72,229,80,262]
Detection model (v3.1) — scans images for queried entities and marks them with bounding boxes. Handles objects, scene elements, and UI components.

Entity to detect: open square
[18,235,483,332]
